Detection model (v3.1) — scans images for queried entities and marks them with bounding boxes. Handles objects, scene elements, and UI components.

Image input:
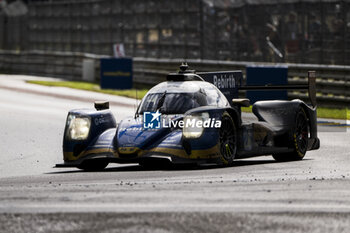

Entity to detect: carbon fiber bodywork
[57,67,320,169]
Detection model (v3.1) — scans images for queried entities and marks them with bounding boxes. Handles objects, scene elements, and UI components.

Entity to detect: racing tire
[219,112,237,166]
[273,107,309,162]
[77,160,109,171]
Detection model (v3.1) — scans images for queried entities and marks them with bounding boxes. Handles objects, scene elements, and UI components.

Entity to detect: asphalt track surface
[0,75,349,232]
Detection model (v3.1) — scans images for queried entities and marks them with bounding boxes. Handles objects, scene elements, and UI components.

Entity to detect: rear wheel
[219,112,237,166]
[77,160,109,171]
[273,108,309,162]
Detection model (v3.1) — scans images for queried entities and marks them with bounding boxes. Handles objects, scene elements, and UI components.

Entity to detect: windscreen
[138,92,208,114]
[138,87,229,114]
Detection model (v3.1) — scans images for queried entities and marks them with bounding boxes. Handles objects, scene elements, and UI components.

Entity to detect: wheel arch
[224,107,241,128]
[292,100,318,139]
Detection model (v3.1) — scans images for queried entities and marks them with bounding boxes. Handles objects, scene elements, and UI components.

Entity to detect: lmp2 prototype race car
[56,64,320,171]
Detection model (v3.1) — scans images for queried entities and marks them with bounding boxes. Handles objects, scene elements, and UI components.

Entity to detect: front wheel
[273,107,309,162]
[77,160,109,171]
[219,112,237,166]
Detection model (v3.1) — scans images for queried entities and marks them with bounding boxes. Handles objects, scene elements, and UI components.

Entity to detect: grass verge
[242,106,349,120]
[27,80,148,99]
[28,80,349,120]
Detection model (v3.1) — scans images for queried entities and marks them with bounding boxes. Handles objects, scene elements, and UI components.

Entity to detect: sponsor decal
[94,116,110,126]
[213,74,236,89]
[143,111,221,129]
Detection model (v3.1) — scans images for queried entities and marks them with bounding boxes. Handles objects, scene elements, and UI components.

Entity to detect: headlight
[66,115,91,140]
[183,112,209,139]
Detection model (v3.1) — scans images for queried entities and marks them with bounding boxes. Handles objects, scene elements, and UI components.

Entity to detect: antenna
[134,88,138,119]
[179,62,189,73]
[136,88,138,106]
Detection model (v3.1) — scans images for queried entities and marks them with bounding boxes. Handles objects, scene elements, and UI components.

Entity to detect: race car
[56,63,320,171]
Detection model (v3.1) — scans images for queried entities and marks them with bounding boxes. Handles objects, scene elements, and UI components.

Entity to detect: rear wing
[198,70,317,107]
[239,71,316,107]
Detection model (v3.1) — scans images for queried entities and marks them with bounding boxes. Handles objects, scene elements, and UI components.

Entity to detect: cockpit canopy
[137,81,229,115]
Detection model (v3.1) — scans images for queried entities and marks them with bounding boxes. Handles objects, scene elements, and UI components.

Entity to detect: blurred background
[0,0,349,109]
[1,0,350,65]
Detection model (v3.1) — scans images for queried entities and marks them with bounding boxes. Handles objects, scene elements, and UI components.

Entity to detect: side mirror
[95,101,109,111]
[232,98,250,107]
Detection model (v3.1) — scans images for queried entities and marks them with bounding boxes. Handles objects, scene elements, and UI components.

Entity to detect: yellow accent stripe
[118,147,140,154]
[64,148,112,161]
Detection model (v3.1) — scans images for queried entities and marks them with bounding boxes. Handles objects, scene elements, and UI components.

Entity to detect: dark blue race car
[57,64,320,171]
